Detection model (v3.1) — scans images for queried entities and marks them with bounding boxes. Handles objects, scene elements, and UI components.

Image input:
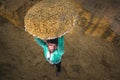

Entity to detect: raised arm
[34,36,46,48]
[58,36,64,55]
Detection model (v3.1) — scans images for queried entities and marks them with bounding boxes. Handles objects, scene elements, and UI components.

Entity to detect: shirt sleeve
[58,36,64,56]
[34,36,46,48]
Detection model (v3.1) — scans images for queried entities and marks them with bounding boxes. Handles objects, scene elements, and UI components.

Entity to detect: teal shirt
[34,36,64,64]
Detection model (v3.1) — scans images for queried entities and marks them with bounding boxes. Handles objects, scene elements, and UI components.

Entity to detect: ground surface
[0,20,120,80]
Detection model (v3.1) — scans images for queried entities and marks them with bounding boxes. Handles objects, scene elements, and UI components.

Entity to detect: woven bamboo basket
[24,0,77,39]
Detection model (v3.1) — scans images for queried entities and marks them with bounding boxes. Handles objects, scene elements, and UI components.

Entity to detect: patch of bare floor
[0,21,120,80]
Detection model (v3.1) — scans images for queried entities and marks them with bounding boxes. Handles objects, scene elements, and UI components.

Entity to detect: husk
[24,0,77,39]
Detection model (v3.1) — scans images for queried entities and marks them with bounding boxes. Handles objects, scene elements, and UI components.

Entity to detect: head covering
[47,38,58,45]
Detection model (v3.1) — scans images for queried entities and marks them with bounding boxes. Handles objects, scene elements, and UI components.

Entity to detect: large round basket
[24,0,77,39]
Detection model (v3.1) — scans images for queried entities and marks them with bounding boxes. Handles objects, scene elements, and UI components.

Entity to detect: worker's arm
[34,36,46,48]
[58,36,64,55]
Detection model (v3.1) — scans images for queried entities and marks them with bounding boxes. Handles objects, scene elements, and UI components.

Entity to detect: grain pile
[24,0,77,39]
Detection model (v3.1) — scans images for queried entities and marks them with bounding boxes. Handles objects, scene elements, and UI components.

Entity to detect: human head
[46,38,58,53]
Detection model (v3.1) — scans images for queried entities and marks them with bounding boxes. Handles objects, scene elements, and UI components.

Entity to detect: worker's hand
[44,39,47,43]
[58,35,62,38]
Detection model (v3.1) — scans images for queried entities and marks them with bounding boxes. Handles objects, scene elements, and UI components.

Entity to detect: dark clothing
[55,62,61,72]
